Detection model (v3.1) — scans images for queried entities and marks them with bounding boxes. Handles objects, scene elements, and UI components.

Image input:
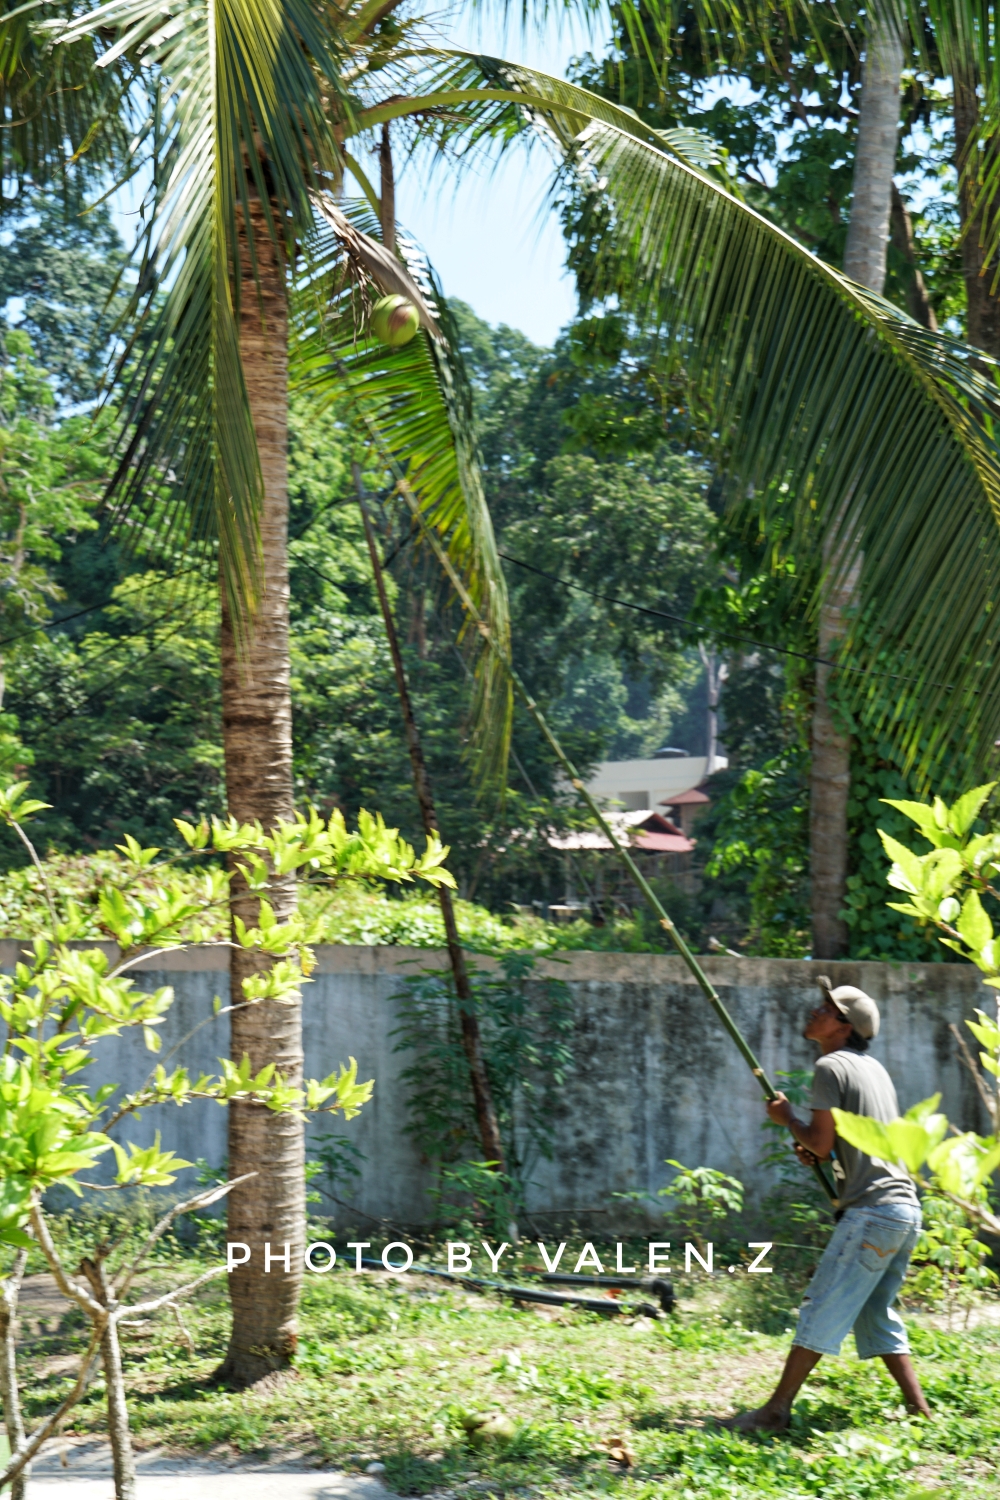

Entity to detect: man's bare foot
[720,1406,790,1433]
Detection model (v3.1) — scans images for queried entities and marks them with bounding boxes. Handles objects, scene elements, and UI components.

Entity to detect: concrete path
[20,1439,388,1499]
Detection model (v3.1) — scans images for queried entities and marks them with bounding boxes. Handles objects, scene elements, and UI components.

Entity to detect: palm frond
[0,0,132,194]
[409,56,1000,775]
[55,0,350,629]
[357,50,726,182]
[292,199,512,791]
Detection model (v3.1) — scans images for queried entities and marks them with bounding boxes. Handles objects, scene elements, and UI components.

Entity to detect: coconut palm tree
[812,2,907,958]
[580,0,911,956]
[0,0,519,1387]
[404,51,1000,805]
[0,0,689,1388]
[683,0,1000,956]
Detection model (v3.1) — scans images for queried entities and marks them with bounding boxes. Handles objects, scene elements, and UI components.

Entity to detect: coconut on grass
[371,294,420,346]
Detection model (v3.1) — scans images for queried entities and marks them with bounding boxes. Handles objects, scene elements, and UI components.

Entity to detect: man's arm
[765,1093,835,1160]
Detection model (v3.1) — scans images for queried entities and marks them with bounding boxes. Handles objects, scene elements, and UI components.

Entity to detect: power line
[0,564,202,652]
[498,551,957,693]
[7,583,205,722]
[27,621,193,731]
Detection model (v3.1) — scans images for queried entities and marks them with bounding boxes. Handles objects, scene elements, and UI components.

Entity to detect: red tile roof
[665,787,711,805]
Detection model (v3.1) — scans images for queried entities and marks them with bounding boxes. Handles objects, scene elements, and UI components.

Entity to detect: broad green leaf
[885,1119,943,1174]
[832,1109,937,1174]
[903,1093,943,1126]
[966,1009,1000,1053]
[831,1110,896,1164]
[950,784,997,837]
[878,832,926,895]
[927,1132,1000,1198]
[958,890,994,953]
[923,848,964,904]
[881,798,946,841]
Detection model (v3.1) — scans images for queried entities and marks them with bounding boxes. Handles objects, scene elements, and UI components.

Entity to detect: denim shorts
[793,1200,922,1359]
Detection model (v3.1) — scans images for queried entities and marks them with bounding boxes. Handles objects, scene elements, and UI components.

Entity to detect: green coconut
[460,1412,517,1450]
[370,294,420,347]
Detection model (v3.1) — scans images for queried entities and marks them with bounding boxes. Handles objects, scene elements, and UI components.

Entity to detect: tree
[13,0,1000,1386]
[421,53,1000,815]
[0,777,451,1499]
[0,330,104,762]
[0,187,127,405]
[1,0,518,1386]
[6,0,698,1387]
[512,4,994,954]
[811,4,907,958]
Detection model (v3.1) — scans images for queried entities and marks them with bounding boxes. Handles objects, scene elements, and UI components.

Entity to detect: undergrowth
[7,1220,998,1498]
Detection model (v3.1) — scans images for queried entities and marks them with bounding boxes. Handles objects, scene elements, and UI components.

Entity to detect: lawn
[10,1225,1000,1500]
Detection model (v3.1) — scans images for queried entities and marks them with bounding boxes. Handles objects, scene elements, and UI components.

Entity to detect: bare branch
[28,1198,105,1319]
[114,1174,257,1301]
[949,1021,998,1127]
[0,1329,103,1489]
[8,819,57,929]
[170,1303,195,1353]
[119,1264,227,1318]
[107,940,234,983]
[0,1248,29,1500]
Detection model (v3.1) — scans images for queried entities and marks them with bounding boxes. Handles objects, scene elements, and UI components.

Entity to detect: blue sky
[385,5,601,347]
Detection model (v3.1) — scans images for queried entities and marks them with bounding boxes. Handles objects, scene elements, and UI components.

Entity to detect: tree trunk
[698,645,727,774]
[842,18,904,290]
[810,11,902,959]
[810,536,861,959]
[0,1249,28,1500]
[218,192,303,1388]
[380,122,396,255]
[954,76,1000,359]
[355,469,506,1170]
[889,183,937,329]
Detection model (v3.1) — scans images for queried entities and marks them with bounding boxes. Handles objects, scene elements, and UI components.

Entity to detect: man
[726,976,930,1431]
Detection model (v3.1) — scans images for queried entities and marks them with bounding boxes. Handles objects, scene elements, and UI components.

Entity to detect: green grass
[12,1235,1000,1498]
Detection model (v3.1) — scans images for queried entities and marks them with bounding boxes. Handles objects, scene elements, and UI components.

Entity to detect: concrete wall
[3,943,992,1225]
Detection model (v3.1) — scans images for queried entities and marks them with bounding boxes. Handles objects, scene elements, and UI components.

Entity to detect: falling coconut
[460,1412,517,1450]
[370,294,420,347]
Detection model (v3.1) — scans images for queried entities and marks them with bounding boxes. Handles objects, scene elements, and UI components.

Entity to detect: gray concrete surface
[2,943,991,1222]
[23,1438,385,1498]
[27,1476,381,1499]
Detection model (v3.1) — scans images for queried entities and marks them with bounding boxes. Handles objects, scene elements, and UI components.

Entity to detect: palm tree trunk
[810,11,902,959]
[842,17,904,289]
[218,192,303,1389]
[355,469,506,1169]
[380,122,396,256]
[954,76,1000,359]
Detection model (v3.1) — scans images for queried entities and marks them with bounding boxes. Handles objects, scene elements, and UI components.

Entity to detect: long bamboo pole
[344,385,838,1208]
[353,463,507,1173]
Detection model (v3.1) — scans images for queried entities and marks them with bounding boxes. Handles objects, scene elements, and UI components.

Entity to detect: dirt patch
[17,1273,68,1314]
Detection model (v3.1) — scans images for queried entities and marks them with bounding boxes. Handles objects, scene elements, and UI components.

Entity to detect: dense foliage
[0,25,986,960]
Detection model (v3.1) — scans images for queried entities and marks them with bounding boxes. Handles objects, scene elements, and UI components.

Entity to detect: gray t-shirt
[809,1049,919,1210]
